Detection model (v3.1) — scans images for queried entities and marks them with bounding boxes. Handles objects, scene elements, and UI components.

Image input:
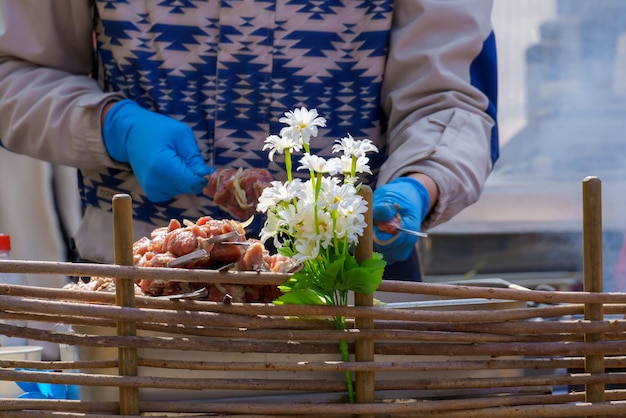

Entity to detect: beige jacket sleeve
[379,0,497,229]
[0,0,123,169]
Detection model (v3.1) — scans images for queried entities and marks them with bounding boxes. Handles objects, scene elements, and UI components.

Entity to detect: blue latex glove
[16,369,79,400]
[372,177,430,265]
[103,99,214,202]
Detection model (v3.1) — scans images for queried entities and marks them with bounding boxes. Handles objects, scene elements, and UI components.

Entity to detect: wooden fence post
[113,194,139,415]
[582,176,605,417]
[354,185,375,416]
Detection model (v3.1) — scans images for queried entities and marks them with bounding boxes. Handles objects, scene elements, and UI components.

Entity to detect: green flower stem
[313,172,322,235]
[339,337,354,404]
[285,149,292,182]
[335,314,354,404]
[314,171,322,200]
[303,141,314,181]
[332,216,339,256]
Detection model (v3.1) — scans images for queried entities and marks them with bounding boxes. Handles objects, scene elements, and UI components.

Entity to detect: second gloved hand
[372,177,430,264]
[102,99,213,202]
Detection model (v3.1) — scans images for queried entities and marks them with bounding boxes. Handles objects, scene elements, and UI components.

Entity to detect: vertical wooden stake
[113,194,139,415]
[582,176,605,416]
[354,185,375,415]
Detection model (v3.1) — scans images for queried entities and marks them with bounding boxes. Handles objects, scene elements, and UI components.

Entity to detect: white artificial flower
[258,211,282,245]
[318,177,345,211]
[332,155,353,175]
[312,208,335,248]
[293,236,319,262]
[260,202,303,249]
[336,210,367,243]
[326,156,348,177]
[336,199,368,243]
[298,153,333,174]
[337,191,368,220]
[330,155,372,179]
[277,202,306,235]
[279,107,327,145]
[353,156,372,175]
[263,134,302,161]
[257,181,288,213]
[299,176,337,211]
[283,195,333,256]
[257,179,305,213]
[332,134,378,159]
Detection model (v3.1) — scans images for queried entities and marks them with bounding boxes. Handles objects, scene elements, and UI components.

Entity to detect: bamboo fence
[0,179,624,416]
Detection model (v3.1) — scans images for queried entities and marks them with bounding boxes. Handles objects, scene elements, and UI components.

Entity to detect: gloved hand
[16,369,79,400]
[102,99,213,202]
[372,177,430,264]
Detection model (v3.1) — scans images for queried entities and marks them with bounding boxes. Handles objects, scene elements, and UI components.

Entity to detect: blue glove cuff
[102,99,138,163]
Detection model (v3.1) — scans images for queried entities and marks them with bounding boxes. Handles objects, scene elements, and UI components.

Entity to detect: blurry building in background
[493,0,557,144]
[424,0,626,292]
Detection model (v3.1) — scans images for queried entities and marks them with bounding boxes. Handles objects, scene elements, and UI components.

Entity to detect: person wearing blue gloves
[0,1,498,281]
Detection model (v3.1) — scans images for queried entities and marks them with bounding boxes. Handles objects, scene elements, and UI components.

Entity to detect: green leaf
[341,267,383,295]
[278,246,295,258]
[277,252,386,302]
[315,257,345,292]
[273,289,330,305]
[360,252,387,276]
[282,268,322,292]
[342,254,359,271]
[336,253,386,295]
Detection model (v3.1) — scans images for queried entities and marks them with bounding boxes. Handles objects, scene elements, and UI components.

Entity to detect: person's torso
[84,0,392,231]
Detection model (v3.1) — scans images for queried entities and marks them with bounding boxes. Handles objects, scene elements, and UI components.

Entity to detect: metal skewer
[167,230,244,268]
[156,287,208,300]
[396,227,428,238]
[167,249,208,268]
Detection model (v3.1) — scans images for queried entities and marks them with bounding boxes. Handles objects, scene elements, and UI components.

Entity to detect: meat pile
[67,275,144,295]
[67,216,298,303]
[203,168,273,220]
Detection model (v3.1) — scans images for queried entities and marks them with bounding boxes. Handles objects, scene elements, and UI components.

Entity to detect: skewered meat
[65,215,296,303]
[235,241,301,274]
[64,276,144,295]
[203,168,273,220]
[140,278,195,297]
[235,241,268,272]
[137,251,176,268]
[135,217,247,269]
[207,283,246,303]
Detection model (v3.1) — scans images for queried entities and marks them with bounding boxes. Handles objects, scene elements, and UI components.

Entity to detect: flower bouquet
[258,107,386,403]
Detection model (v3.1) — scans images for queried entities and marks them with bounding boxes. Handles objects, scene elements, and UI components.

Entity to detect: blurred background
[423,0,626,292]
